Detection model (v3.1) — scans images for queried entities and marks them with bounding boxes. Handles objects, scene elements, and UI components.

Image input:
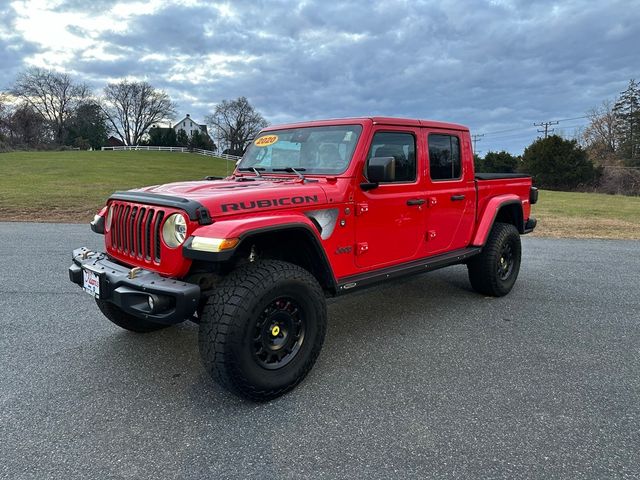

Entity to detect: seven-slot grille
[109,202,165,262]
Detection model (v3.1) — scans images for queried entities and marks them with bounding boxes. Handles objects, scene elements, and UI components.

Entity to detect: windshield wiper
[272,167,306,181]
[237,167,265,177]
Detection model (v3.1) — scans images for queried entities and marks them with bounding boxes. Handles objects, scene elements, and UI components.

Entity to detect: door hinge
[427,197,437,207]
[356,203,369,216]
[356,242,369,255]
[426,230,437,241]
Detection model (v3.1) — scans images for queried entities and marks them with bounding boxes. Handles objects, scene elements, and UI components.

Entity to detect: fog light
[147,294,171,313]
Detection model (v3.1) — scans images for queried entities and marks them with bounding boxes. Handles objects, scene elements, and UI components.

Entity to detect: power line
[482,126,532,136]
[534,120,559,138]
[553,115,590,122]
[471,133,484,153]
[479,115,591,137]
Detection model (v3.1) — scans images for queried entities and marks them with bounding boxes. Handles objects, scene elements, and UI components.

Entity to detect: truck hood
[134,178,329,217]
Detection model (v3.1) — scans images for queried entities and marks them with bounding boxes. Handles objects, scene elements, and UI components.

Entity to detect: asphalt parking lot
[1,222,639,479]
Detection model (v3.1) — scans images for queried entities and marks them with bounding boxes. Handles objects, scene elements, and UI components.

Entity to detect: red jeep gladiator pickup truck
[69,117,537,400]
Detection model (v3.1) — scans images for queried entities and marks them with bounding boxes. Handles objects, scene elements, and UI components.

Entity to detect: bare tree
[583,100,619,166]
[11,68,89,144]
[7,103,49,146]
[0,92,10,142]
[102,80,176,145]
[206,96,268,155]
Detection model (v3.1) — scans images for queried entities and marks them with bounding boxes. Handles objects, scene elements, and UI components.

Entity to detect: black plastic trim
[109,191,213,225]
[492,199,524,234]
[524,216,537,234]
[475,173,532,180]
[529,186,539,205]
[336,247,481,294]
[69,247,200,324]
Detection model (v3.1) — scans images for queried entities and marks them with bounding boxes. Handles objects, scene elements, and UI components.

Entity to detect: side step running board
[336,247,481,294]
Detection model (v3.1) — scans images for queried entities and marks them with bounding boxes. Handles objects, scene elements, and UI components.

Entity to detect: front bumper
[69,247,200,324]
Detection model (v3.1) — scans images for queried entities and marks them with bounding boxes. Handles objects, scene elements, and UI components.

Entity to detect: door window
[428,134,461,180]
[366,132,416,183]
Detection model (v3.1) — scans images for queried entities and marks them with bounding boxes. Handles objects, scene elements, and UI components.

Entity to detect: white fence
[101,145,241,162]
[100,145,241,174]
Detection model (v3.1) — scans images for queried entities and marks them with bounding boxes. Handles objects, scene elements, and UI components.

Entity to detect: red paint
[94,117,534,282]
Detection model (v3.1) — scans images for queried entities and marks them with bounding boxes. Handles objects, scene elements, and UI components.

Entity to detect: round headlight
[162,213,187,248]
[105,205,114,231]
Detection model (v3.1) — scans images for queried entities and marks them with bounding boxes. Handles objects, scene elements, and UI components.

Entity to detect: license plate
[82,268,101,298]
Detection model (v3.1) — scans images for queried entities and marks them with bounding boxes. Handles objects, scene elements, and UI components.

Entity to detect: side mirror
[367,156,396,183]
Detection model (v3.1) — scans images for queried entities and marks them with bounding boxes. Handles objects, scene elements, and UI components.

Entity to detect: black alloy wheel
[497,242,515,281]
[253,297,306,369]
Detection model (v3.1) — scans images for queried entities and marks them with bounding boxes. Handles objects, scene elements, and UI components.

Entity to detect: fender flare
[183,214,337,291]
[471,195,524,246]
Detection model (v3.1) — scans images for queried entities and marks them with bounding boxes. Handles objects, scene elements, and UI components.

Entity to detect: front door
[354,128,426,269]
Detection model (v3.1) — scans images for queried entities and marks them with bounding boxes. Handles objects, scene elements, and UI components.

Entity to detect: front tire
[198,260,327,401]
[467,222,522,297]
[95,299,169,333]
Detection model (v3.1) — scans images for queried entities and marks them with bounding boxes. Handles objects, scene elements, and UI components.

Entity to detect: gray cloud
[5,0,640,153]
[0,3,42,89]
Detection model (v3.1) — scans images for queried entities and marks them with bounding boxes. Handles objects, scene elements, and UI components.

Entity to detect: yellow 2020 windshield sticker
[255,135,278,147]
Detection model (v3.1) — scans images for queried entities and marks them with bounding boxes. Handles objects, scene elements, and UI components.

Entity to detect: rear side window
[366,132,416,182]
[428,134,461,180]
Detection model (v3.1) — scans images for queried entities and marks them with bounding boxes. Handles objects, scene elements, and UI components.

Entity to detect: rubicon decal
[221,195,319,212]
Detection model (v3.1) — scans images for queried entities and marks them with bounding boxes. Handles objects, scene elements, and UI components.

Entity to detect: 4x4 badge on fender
[335,245,352,255]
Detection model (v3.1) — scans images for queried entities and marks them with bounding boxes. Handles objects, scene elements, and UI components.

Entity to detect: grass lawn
[0,150,233,221]
[532,190,640,240]
[1,151,639,239]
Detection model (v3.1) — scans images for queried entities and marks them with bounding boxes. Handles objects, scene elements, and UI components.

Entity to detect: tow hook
[128,267,142,279]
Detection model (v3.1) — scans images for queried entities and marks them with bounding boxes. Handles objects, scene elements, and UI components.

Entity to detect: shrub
[521,135,599,190]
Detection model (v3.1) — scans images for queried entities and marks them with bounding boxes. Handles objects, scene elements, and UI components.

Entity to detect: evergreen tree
[189,129,204,149]
[521,135,598,190]
[163,128,177,147]
[147,127,165,146]
[189,129,214,149]
[479,150,519,173]
[176,128,189,147]
[473,153,484,172]
[612,79,640,167]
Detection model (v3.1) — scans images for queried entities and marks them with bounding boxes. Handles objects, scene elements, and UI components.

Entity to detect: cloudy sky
[1,0,639,153]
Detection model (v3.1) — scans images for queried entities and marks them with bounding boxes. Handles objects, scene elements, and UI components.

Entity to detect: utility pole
[534,121,559,138]
[471,133,484,153]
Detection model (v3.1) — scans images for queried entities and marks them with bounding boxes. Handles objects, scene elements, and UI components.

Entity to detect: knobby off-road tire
[467,222,522,297]
[95,298,168,333]
[198,260,327,401]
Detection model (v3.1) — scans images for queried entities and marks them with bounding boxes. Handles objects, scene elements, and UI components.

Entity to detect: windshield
[238,124,363,175]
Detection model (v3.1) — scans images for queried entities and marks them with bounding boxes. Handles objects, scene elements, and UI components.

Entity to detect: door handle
[407,199,426,206]
[450,195,465,201]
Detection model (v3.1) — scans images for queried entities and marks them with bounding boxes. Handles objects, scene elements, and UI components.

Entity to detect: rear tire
[198,260,327,401]
[467,222,522,297]
[95,299,168,333]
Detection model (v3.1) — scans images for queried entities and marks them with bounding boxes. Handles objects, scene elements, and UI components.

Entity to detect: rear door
[354,127,426,268]
[423,130,476,255]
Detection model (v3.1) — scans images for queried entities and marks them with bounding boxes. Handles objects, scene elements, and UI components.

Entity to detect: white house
[173,114,209,138]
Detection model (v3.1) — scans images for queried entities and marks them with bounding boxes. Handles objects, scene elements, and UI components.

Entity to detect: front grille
[110,202,165,262]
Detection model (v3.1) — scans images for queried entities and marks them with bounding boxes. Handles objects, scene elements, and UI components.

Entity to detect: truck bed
[475,174,533,227]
